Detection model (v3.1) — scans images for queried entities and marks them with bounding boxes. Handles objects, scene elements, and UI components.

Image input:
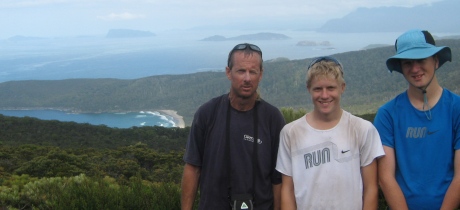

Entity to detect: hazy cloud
[0,0,446,38]
[97,12,146,21]
[0,0,71,8]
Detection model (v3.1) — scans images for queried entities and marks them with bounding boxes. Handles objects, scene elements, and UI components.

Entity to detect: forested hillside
[0,114,189,209]
[0,114,189,150]
[0,110,380,209]
[0,39,459,125]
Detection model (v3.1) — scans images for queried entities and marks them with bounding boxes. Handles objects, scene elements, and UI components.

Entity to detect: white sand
[158,110,185,128]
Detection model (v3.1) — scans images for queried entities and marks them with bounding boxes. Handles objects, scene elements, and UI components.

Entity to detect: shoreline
[0,108,187,128]
[158,110,185,128]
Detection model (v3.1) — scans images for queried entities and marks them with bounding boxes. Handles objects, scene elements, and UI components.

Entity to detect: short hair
[306,59,345,89]
[227,45,263,70]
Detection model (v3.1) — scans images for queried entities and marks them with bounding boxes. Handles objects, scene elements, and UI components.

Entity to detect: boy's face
[308,75,345,117]
[400,56,438,89]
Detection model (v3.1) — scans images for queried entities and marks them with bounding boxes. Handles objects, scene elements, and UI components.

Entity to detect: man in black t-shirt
[181,43,285,210]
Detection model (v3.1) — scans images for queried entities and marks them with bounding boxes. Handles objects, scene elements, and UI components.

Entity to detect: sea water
[0,110,176,128]
[0,29,447,127]
[0,30,405,82]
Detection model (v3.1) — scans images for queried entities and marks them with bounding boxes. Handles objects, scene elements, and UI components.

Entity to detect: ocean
[0,30,405,82]
[0,29,446,128]
[0,110,177,128]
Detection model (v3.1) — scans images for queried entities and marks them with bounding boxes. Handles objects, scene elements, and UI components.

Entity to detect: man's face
[308,75,345,117]
[400,56,438,89]
[226,51,263,99]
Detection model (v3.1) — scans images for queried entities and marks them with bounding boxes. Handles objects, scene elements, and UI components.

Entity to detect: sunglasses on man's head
[231,43,262,56]
[228,43,263,67]
[308,56,343,71]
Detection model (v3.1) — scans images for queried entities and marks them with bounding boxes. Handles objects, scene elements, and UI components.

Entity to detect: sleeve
[183,108,206,166]
[276,126,293,177]
[270,109,286,184]
[453,95,460,150]
[373,106,395,148]
[359,121,385,167]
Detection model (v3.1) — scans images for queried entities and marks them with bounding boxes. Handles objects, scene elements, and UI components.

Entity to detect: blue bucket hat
[386,29,451,73]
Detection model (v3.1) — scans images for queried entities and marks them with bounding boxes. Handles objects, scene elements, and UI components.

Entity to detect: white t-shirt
[276,110,384,209]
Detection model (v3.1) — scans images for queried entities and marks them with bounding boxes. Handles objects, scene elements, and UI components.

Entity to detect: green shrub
[280,107,307,124]
[0,174,182,210]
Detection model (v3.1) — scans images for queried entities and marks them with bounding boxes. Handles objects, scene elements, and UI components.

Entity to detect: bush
[0,174,182,210]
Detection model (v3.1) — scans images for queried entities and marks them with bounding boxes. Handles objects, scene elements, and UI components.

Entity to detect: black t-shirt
[184,94,285,210]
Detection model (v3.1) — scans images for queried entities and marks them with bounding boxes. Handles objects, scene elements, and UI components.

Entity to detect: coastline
[0,108,186,128]
[158,110,185,128]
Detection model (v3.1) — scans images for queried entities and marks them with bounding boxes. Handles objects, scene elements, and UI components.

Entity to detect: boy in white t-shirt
[275,56,384,209]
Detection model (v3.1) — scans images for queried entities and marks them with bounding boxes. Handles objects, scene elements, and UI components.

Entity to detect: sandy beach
[158,110,185,128]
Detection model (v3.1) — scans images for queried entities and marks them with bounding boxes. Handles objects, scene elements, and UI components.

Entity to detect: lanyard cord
[422,90,432,120]
[417,70,436,121]
[226,100,259,202]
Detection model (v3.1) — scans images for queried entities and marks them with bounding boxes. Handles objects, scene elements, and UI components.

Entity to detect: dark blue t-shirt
[184,94,285,210]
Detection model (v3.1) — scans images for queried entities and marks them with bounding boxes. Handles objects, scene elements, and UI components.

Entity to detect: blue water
[0,30,405,82]
[0,110,177,128]
[2,30,452,127]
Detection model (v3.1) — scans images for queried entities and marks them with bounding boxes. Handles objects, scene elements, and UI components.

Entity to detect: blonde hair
[306,60,345,89]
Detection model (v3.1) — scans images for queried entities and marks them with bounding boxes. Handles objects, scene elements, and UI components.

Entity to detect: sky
[0,0,444,39]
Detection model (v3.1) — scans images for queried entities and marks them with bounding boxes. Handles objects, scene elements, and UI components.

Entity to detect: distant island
[201,32,290,41]
[106,29,155,38]
[7,35,46,42]
[296,40,331,47]
[362,44,392,50]
[266,57,290,63]
[439,35,460,40]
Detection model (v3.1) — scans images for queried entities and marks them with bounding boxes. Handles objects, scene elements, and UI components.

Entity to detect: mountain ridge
[318,0,460,33]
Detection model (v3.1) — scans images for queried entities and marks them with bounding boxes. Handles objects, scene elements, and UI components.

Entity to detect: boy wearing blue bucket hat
[374,29,460,209]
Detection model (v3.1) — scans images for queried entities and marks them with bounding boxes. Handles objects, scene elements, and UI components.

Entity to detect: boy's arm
[378,146,409,210]
[440,149,460,210]
[361,159,378,210]
[280,174,296,210]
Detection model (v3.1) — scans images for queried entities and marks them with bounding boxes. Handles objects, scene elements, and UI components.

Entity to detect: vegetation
[0,143,184,183]
[0,111,383,209]
[280,107,307,124]
[0,39,459,125]
[0,113,190,209]
[0,114,189,151]
[0,174,184,210]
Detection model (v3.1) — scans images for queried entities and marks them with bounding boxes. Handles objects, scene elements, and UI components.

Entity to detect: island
[106,29,155,38]
[201,32,290,41]
[296,40,331,47]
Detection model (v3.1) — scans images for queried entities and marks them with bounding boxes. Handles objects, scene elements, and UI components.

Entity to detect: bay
[0,110,177,128]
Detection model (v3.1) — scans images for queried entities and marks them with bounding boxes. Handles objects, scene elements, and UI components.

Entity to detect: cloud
[97,12,146,21]
[0,0,70,8]
[0,0,445,38]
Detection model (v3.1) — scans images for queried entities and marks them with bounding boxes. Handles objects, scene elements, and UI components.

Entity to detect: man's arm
[440,149,460,210]
[181,163,201,210]
[280,174,296,210]
[378,146,409,210]
[272,183,281,210]
[361,159,378,210]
